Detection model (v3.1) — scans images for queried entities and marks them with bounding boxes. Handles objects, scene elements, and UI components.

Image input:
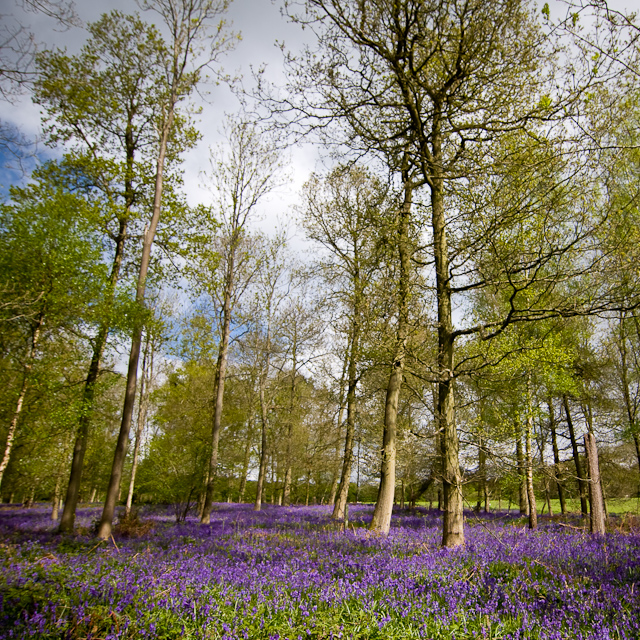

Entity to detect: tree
[124,308,166,518]
[193,118,282,524]
[0,173,106,489]
[278,276,325,506]
[279,0,635,545]
[302,165,390,521]
[250,235,288,512]
[34,11,175,534]
[97,0,235,540]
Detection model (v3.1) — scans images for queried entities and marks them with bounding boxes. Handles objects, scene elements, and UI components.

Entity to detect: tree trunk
[238,420,253,503]
[355,440,361,503]
[548,398,566,514]
[282,333,299,505]
[0,312,43,489]
[254,377,270,512]
[515,420,528,515]
[333,318,359,521]
[59,214,129,534]
[563,395,588,517]
[97,97,174,540]
[584,432,606,535]
[51,474,61,521]
[197,466,209,520]
[477,435,488,513]
[125,334,153,518]
[525,375,538,529]
[328,359,348,510]
[24,484,36,508]
[370,173,412,535]
[327,457,340,507]
[201,256,234,523]
[430,119,463,547]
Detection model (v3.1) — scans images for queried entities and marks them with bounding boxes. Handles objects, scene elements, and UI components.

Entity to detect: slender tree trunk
[254,357,271,512]
[333,318,360,521]
[238,419,253,503]
[584,432,606,535]
[24,484,36,508]
[201,257,235,523]
[254,305,274,513]
[525,376,538,529]
[539,425,553,517]
[125,335,153,518]
[97,101,174,540]
[477,436,488,513]
[355,440,361,503]
[515,420,528,515]
[282,332,299,505]
[51,474,61,521]
[59,218,129,535]
[0,312,43,489]
[282,434,293,504]
[563,395,588,518]
[633,433,640,499]
[197,465,209,520]
[548,398,566,514]
[327,351,349,510]
[617,314,640,481]
[370,174,412,535]
[428,119,464,547]
[327,457,340,507]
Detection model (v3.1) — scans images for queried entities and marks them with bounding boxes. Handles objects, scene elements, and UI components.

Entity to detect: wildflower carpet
[0,504,638,639]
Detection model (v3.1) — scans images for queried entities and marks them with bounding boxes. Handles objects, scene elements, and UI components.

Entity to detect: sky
[0,0,320,241]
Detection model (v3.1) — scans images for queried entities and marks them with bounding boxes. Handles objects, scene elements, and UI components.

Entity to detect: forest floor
[0,503,639,639]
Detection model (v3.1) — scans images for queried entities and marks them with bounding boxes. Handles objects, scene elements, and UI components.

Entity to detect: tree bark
[370,175,412,535]
[97,100,173,540]
[333,317,359,521]
[563,395,588,518]
[254,328,272,512]
[428,112,464,548]
[59,158,132,535]
[327,453,340,507]
[238,419,253,503]
[515,420,529,515]
[584,432,606,535]
[548,398,566,514]
[282,339,299,506]
[525,376,538,529]
[125,333,153,518]
[477,435,488,513]
[51,474,61,521]
[201,254,235,523]
[0,312,43,489]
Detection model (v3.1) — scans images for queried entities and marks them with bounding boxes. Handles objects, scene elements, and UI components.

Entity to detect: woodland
[2,0,640,636]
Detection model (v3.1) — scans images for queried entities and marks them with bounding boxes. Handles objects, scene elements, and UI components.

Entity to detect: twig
[557,522,586,531]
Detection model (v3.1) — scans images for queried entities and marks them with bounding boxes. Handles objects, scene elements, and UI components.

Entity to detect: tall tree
[280,0,632,545]
[278,276,324,506]
[251,236,288,512]
[97,0,235,540]
[194,118,282,524]
[302,165,388,521]
[34,11,174,534]
[0,175,106,489]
